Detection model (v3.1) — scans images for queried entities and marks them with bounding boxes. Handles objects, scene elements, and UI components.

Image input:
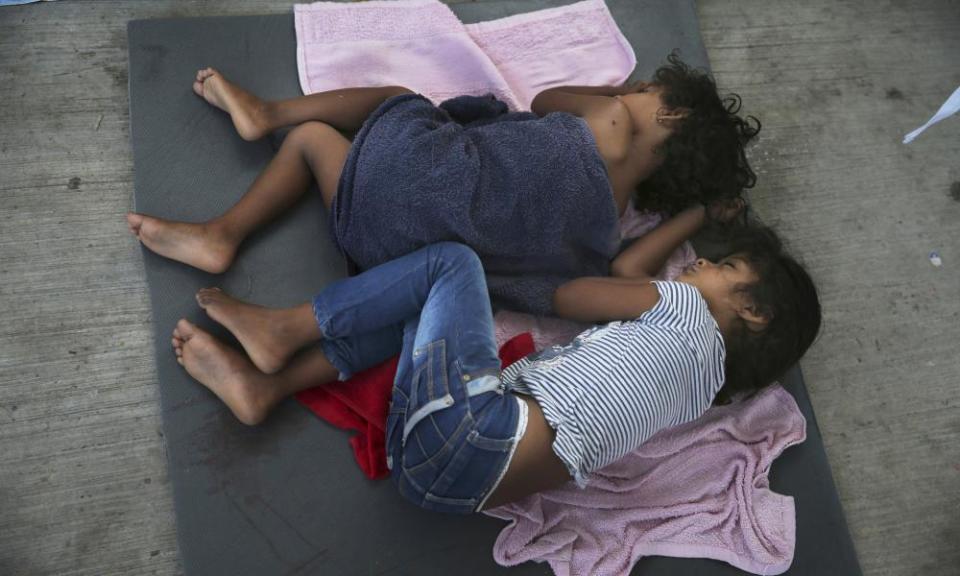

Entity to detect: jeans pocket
[425,426,514,504]
[401,415,471,491]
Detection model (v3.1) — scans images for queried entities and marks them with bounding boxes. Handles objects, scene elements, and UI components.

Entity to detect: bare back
[531,87,676,216]
[582,97,675,215]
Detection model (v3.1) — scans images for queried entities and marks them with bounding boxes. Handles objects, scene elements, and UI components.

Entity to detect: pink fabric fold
[484,385,805,576]
[464,0,636,110]
[294,0,635,110]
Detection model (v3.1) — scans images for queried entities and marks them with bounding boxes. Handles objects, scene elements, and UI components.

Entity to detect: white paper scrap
[903,85,960,144]
[0,0,60,5]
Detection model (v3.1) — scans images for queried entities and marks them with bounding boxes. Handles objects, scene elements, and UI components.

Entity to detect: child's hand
[706,197,746,224]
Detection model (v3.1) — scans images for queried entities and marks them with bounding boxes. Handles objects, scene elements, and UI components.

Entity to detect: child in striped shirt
[169,202,820,513]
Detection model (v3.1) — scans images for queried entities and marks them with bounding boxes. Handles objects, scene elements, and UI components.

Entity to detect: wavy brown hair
[635,53,761,214]
[713,225,822,404]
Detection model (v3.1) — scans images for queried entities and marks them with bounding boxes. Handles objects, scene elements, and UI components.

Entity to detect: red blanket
[295,333,535,479]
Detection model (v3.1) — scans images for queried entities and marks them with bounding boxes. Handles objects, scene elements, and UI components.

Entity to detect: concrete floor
[0,0,957,575]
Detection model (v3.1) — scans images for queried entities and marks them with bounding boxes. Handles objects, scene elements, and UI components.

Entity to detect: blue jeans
[312,243,523,514]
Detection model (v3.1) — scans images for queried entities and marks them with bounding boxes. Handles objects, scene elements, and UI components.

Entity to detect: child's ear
[656,107,691,126]
[738,303,771,333]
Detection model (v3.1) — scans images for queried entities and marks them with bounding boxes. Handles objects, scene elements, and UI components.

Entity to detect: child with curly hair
[128,55,759,314]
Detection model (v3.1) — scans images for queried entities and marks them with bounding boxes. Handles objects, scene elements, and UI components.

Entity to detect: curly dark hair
[713,225,822,404]
[635,53,761,215]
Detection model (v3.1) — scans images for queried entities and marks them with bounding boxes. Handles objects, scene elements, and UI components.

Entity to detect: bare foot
[196,288,307,374]
[172,319,275,425]
[193,67,271,141]
[127,213,236,274]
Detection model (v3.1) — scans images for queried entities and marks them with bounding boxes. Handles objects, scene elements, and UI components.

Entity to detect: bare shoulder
[529,91,632,164]
[581,98,633,165]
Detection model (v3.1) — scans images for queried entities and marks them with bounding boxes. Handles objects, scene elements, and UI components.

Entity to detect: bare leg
[127,120,350,273]
[196,287,320,374]
[128,68,410,272]
[172,319,337,425]
[211,120,350,233]
[193,67,412,140]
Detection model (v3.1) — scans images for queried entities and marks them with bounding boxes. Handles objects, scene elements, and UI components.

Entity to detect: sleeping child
[127,54,760,314]
[169,209,820,511]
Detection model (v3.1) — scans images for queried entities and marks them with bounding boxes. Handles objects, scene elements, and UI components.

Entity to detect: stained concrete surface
[0,1,957,575]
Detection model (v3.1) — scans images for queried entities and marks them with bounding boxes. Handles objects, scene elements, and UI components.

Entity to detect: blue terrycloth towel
[331,93,620,315]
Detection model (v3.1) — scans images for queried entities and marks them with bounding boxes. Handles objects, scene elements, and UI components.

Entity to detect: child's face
[678,254,759,321]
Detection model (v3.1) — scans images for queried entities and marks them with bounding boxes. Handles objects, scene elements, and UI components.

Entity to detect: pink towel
[294,0,636,110]
[484,385,805,576]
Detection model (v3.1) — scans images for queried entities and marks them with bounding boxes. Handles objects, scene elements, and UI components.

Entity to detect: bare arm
[611,205,706,278]
[530,81,651,111]
[553,276,662,323]
[552,199,745,322]
[531,85,628,102]
[611,197,747,279]
[553,178,696,322]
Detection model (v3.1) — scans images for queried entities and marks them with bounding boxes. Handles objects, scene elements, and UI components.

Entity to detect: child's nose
[696,258,708,267]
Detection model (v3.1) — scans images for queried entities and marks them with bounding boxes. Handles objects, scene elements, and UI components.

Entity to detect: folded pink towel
[294,0,636,110]
[464,0,636,110]
[484,385,805,576]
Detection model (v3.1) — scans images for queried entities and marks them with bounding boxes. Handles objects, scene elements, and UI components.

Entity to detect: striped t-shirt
[501,281,726,487]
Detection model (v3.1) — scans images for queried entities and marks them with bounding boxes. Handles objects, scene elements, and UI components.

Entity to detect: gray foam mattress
[127,1,862,574]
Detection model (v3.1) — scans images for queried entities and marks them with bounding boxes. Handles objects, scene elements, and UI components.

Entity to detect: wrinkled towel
[294,0,636,111]
[331,92,621,314]
[484,385,805,576]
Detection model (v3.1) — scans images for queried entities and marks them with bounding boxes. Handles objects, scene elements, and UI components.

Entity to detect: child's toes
[176,318,198,340]
[196,287,222,307]
[126,212,144,234]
